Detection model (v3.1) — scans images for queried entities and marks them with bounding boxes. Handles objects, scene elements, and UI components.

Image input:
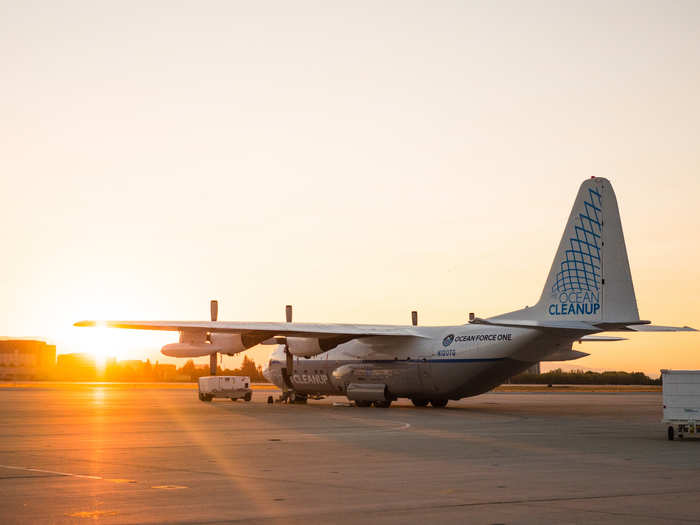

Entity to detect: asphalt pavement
[1,383,698,524]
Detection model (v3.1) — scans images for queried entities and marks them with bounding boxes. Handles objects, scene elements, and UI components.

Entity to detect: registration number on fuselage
[437,349,456,357]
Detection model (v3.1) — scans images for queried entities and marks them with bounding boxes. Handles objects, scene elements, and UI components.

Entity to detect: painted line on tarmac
[0,464,103,480]
[0,465,181,490]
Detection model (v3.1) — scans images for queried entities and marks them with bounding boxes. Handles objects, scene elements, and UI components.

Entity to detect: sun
[62,324,131,367]
[90,326,119,368]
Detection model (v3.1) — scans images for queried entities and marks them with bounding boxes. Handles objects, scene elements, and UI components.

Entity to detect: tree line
[53,355,271,382]
[178,355,268,382]
[510,368,661,385]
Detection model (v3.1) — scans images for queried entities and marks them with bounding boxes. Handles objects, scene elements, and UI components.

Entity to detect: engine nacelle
[286,337,324,358]
[161,331,267,357]
[286,336,354,358]
[209,333,249,355]
[161,342,218,358]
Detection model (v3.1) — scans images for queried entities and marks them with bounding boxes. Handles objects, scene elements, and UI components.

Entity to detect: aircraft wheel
[355,400,372,407]
[411,398,429,407]
[373,400,391,408]
[293,393,307,404]
[201,395,212,402]
[244,392,252,402]
[430,399,448,408]
[667,426,674,441]
[230,397,238,402]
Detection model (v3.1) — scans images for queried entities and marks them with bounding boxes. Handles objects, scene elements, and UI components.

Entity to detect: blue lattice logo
[547,186,603,317]
[552,188,602,294]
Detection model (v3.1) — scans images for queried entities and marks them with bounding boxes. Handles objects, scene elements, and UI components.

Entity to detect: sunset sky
[2,1,699,376]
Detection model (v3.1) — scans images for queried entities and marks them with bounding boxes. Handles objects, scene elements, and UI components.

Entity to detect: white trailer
[198,376,252,402]
[662,369,700,440]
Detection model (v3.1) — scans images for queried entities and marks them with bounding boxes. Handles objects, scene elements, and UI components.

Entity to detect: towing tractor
[198,375,252,402]
[662,370,700,440]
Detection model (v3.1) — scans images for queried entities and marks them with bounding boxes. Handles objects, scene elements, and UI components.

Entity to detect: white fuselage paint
[263,325,573,400]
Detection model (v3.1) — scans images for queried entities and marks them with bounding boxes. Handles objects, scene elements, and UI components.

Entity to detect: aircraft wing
[73,320,429,339]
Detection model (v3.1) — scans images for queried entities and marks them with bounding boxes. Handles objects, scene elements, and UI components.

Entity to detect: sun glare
[62,325,131,368]
[91,327,120,368]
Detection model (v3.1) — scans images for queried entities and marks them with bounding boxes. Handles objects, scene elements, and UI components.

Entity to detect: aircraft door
[418,360,435,395]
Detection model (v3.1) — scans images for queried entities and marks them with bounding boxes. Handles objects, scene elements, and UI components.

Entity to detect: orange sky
[1,2,699,376]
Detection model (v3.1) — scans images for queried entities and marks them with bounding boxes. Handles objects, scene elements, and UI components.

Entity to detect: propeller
[260,304,292,345]
[282,305,294,394]
[209,300,218,375]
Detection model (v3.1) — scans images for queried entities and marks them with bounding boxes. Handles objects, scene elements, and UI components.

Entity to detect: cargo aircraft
[76,178,695,407]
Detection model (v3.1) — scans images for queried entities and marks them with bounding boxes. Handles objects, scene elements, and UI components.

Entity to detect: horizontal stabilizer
[626,324,697,332]
[540,349,590,362]
[578,335,628,342]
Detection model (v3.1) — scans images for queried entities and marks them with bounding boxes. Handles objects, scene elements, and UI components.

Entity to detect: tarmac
[1,383,699,524]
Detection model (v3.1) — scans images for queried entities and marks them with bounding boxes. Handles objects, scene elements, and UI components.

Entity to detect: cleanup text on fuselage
[548,290,600,316]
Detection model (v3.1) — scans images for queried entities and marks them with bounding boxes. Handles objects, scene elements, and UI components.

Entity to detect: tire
[373,400,391,408]
[199,393,205,402]
[411,398,429,407]
[430,399,448,408]
[244,392,252,402]
[668,426,675,441]
[293,393,307,404]
[355,400,372,407]
[230,397,238,402]
[205,395,213,402]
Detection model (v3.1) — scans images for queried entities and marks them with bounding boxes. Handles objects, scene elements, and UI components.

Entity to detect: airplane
[76,177,696,407]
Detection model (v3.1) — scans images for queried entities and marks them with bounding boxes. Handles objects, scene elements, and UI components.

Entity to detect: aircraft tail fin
[493,177,640,325]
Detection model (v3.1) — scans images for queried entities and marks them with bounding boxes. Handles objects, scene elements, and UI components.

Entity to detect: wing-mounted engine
[161,331,268,357]
[161,330,211,357]
[286,336,354,358]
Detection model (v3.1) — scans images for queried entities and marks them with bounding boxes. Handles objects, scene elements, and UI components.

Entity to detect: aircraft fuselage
[264,325,576,400]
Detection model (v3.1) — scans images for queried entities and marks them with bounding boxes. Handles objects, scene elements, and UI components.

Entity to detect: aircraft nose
[262,362,272,383]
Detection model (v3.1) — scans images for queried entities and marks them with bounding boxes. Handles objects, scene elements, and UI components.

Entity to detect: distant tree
[510,368,660,385]
[180,359,196,380]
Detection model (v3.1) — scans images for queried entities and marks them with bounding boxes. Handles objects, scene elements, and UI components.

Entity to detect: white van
[198,376,252,402]
[662,369,700,440]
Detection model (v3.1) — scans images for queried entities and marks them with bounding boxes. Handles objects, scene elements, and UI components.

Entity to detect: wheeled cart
[198,376,252,402]
[662,369,700,440]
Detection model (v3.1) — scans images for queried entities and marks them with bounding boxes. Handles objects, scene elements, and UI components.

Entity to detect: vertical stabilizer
[494,177,640,324]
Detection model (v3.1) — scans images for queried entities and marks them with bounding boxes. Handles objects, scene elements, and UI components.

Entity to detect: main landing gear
[411,398,448,408]
[354,400,392,408]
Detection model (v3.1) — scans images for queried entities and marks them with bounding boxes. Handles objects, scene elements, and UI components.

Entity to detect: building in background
[56,353,97,380]
[0,339,56,380]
